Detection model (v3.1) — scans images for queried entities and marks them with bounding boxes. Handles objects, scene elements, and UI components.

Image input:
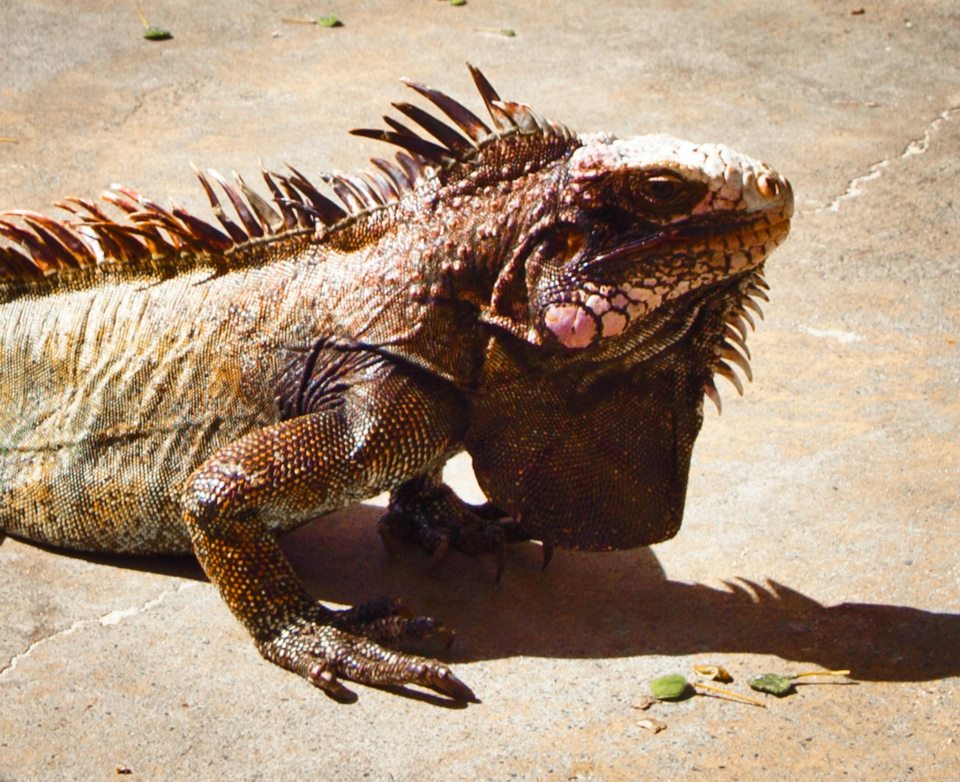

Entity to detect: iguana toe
[258,604,471,701]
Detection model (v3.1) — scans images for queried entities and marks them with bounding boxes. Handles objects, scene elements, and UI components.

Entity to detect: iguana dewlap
[0,67,792,701]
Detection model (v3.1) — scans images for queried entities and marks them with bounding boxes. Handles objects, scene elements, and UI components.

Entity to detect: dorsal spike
[467,63,507,130]
[101,187,140,215]
[119,220,175,253]
[0,242,44,277]
[272,176,314,229]
[191,164,248,243]
[369,159,404,199]
[63,196,111,223]
[208,169,264,238]
[15,215,84,269]
[276,198,322,225]
[122,192,169,222]
[123,204,187,252]
[359,172,395,204]
[7,210,97,267]
[382,115,414,137]
[400,77,491,143]
[285,164,348,225]
[234,170,283,233]
[493,100,541,133]
[169,204,234,252]
[391,100,474,155]
[85,221,152,263]
[339,172,385,207]
[122,195,187,248]
[65,207,125,261]
[394,152,424,187]
[0,218,66,271]
[350,128,452,165]
[324,174,365,213]
[259,166,299,231]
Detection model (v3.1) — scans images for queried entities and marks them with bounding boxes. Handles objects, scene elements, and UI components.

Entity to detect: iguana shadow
[285,504,960,684]
[31,501,959,684]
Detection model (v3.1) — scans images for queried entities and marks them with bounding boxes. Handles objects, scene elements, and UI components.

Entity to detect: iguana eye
[631,170,694,210]
[646,176,683,201]
[643,174,686,204]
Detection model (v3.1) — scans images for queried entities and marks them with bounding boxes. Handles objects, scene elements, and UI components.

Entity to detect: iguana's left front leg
[181,361,475,701]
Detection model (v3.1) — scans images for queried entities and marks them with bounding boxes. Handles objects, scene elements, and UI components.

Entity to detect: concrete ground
[1,1,958,779]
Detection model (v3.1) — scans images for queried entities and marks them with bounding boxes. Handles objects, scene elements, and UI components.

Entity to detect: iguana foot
[379,476,527,578]
[257,597,475,702]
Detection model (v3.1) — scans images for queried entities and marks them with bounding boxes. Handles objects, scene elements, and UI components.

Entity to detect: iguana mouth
[591,211,792,267]
[539,211,789,351]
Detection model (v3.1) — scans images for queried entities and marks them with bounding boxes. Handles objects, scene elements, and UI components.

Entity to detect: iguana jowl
[0,67,792,701]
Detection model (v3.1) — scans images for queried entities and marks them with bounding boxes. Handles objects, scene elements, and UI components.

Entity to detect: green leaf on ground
[749,669,851,697]
[748,673,795,696]
[650,673,692,701]
[143,26,173,41]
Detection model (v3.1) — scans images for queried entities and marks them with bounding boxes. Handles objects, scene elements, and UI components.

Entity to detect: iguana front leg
[379,469,526,579]
[181,362,475,702]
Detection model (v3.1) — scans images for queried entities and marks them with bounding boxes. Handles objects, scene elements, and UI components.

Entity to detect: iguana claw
[428,531,451,567]
[258,599,474,702]
[541,542,554,570]
[430,668,476,702]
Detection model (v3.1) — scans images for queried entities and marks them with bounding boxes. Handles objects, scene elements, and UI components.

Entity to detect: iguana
[0,66,792,702]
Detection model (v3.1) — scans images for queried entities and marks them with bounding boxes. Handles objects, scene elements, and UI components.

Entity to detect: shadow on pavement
[9,501,956,684]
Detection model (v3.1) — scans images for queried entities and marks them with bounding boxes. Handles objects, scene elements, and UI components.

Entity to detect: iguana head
[479,133,792,354]
[520,134,792,350]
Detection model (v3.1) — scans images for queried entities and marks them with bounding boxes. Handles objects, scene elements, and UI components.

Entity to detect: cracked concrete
[901,106,960,157]
[1,1,958,780]
[0,581,197,680]
[817,104,960,213]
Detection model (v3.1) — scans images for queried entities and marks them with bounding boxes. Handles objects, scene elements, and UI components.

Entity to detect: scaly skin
[0,67,792,701]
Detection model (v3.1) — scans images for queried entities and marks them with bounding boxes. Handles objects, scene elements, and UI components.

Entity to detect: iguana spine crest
[0,65,576,284]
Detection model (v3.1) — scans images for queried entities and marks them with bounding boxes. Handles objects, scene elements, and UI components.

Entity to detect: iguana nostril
[757,174,781,199]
